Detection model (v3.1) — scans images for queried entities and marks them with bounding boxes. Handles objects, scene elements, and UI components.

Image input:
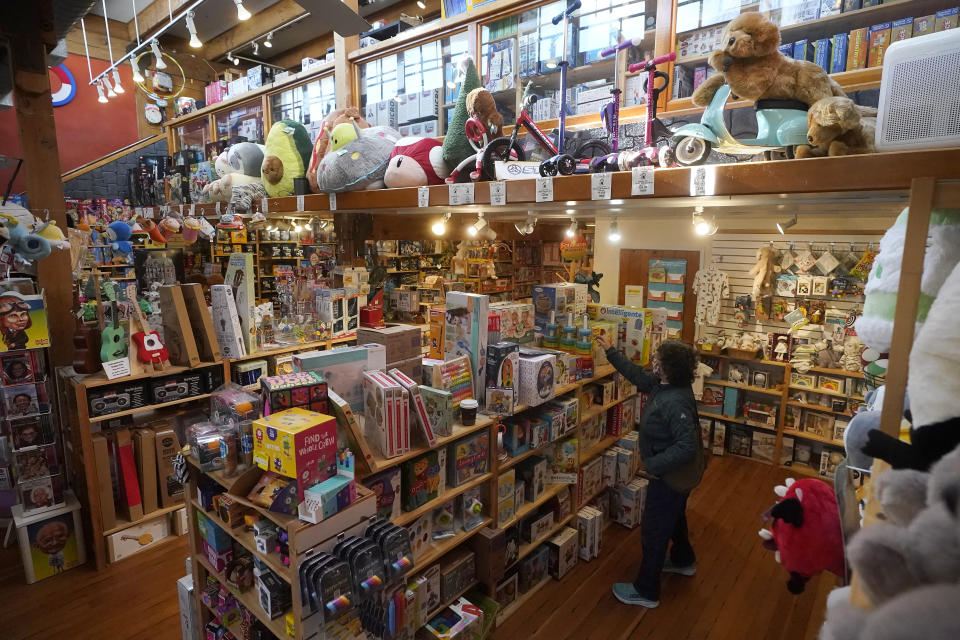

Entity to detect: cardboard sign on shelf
[225,253,256,354]
[113,429,143,523]
[91,433,116,530]
[133,428,159,515]
[181,283,222,362]
[159,286,201,367]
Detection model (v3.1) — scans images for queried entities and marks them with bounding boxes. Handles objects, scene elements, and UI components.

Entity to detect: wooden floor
[0,456,834,640]
[494,455,836,640]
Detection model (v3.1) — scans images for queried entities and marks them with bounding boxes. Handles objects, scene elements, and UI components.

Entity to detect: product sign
[631,166,654,195]
[418,186,430,207]
[494,160,541,180]
[560,236,588,261]
[535,176,553,202]
[591,172,611,200]
[489,181,507,206]
[329,192,337,211]
[449,183,475,205]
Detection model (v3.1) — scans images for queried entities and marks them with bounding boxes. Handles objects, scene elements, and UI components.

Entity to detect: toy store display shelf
[779,463,820,479]
[196,554,289,639]
[364,415,495,474]
[102,502,186,536]
[806,366,864,379]
[726,451,773,466]
[227,335,358,363]
[511,512,576,572]
[783,429,843,448]
[425,581,479,625]
[88,393,214,423]
[578,434,621,465]
[189,497,293,582]
[201,598,245,640]
[710,414,778,434]
[76,361,223,389]
[707,378,783,397]
[499,441,555,472]
[786,400,853,418]
[789,385,862,400]
[500,483,569,530]
[698,351,788,368]
[409,520,492,578]
[394,473,493,527]
[496,575,551,627]
[579,393,636,425]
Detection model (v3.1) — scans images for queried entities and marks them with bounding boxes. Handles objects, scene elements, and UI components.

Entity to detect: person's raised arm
[596,333,658,393]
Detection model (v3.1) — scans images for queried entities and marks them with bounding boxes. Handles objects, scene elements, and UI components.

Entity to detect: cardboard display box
[357,324,421,363]
[153,422,184,508]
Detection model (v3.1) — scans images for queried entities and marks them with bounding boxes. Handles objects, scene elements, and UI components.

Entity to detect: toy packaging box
[13,494,86,583]
[517,351,556,408]
[867,22,891,67]
[551,437,578,484]
[502,417,530,456]
[486,342,519,392]
[259,371,328,416]
[586,304,654,366]
[547,525,579,580]
[363,467,401,520]
[519,544,550,592]
[362,370,410,459]
[357,324,421,363]
[601,449,618,488]
[577,457,603,506]
[293,344,385,412]
[422,596,481,639]
[419,385,454,438]
[389,368,437,447]
[532,284,577,333]
[449,431,489,487]
[489,302,535,343]
[547,397,579,438]
[576,507,598,561]
[422,356,474,409]
[443,292,490,398]
[518,456,547,503]
[486,387,514,415]
[252,408,337,500]
[440,548,477,601]
[401,450,441,511]
[613,477,648,529]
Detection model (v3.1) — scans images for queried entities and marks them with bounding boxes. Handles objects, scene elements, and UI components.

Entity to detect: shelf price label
[631,166,654,195]
[535,176,553,202]
[102,357,131,380]
[418,186,430,207]
[190,204,196,216]
[489,181,507,206]
[134,207,144,218]
[690,165,715,196]
[215,202,221,214]
[591,173,611,200]
[296,195,305,211]
[143,207,155,219]
[328,192,337,211]
[449,183,474,205]
[261,198,269,213]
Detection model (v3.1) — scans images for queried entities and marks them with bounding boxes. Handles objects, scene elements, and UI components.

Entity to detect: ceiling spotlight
[692,207,718,236]
[777,214,798,234]
[151,39,167,70]
[515,215,537,236]
[252,41,260,56]
[111,68,125,94]
[186,11,202,48]
[234,0,252,21]
[608,218,621,243]
[417,0,426,8]
[103,75,117,98]
[227,51,239,65]
[264,32,274,48]
[130,58,144,83]
[432,212,451,236]
[565,219,577,238]
[96,80,108,103]
[318,219,329,229]
[468,213,487,237]
[294,221,303,233]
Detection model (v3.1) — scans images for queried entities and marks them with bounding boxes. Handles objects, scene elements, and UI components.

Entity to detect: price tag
[261,198,269,213]
[631,166,655,195]
[178,204,184,215]
[190,204,196,215]
[102,357,131,380]
[144,207,155,219]
[418,186,430,207]
[535,176,553,202]
[449,183,475,205]
[134,207,143,218]
[296,195,305,211]
[690,165,715,196]
[329,192,337,211]
[591,173,611,200]
[489,181,507,206]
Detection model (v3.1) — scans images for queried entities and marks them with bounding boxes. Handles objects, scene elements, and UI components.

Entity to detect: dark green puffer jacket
[606,347,705,493]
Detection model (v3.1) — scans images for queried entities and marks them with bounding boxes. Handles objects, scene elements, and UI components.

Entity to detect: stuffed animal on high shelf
[758,477,845,594]
[306,107,371,193]
[691,13,847,109]
[261,120,314,198]
[466,87,503,138]
[796,97,877,158]
[383,137,450,188]
[316,124,402,193]
[441,55,482,173]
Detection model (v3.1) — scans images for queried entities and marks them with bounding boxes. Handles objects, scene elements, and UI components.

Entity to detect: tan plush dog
[795,97,877,158]
[691,13,845,108]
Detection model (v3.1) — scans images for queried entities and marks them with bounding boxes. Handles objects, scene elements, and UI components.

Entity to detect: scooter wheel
[539,160,558,177]
[480,137,526,181]
[556,154,576,176]
[673,136,711,166]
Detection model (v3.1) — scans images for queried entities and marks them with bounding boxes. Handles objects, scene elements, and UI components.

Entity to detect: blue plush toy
[105,220,133,253]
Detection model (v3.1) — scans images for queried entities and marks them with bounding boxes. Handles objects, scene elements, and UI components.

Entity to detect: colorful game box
[401,450,442,511]
[486,342,519,391]
[259,371,328,416]
[252,408,337,500]
[449,431,489,487]
[443,292,490,398]
[419,385,454,438]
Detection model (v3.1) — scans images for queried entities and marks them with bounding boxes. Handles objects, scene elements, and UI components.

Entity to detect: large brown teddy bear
[465,87,503,137]
[691,13,845,109]
[306,106,371,193]
[795,97,877,158]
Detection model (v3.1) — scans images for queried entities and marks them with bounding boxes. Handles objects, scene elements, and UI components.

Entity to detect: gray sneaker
[612,583,660,608]
[662,559,696,576]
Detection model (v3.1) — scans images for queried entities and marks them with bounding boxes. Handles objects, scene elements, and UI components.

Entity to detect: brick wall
[63,138,169,200]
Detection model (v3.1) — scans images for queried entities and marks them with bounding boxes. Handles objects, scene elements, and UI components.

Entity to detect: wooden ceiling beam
[201,0,307,61]
[65,17,132,61]
[128,0,191,40]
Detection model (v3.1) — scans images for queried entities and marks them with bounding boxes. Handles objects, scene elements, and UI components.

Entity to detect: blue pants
[633,479,695,600]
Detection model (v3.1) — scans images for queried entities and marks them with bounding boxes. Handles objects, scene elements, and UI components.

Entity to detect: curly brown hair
[656,340,698,386]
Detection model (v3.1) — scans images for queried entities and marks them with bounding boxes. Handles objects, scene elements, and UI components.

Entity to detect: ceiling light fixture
[432,212,451,236]
[692,207,718,236]
[111,68,124,94]
[264,32,274,48]
[130,58,144,83]
[417,0,426,8]
[777,214,798,234]
[515,215,537,236]
[151,39,167,70]
[103,75,117,98]
[252,41,260,56]
[608,218,621,243]
[186,11,202,48]
[468,212,487,237]
[294,221,303,233]
[565,219,577,238]
[234,0,252,21]
[96,80,108,103]
[318,219,329,230]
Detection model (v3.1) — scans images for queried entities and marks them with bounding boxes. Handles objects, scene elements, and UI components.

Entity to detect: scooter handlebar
[552,0,581,24]
[600,36,644,58]
[628,51,677,73]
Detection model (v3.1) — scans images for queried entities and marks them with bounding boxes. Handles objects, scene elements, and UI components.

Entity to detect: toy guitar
[100,301,128,363]
[127,287,169,368]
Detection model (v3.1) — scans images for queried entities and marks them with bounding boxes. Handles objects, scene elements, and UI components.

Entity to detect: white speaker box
[876,29,960,151]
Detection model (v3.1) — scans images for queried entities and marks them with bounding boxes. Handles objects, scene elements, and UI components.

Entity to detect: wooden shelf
[708,414,778,434]
[496,575,551,627]
[75,361,223,389]
[789,385,854,399]
[102,502,185,536]
[195,554,288,638]
[787,400,853,417]
[506,365,613,416]
[806,366,864,379]
[422,581,479,626]
[784,429,844,448]
[780,463,821,479]
[500,482,568,530]
[579,433,620,465]
[366,415,495,473]
[409,518,493,575]
[579,393,636,425]
[499,441,554,473]
[88,393,213,422]
[708,379,784,396]
[394,473,493,527]
[698,351,787,367]
[510,512,576,571]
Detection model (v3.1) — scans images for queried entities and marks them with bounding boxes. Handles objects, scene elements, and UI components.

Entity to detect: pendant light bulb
[130,58,144,83]
[96,81,108,103]
[468,213,487,238]
[186,11,202,48]
[234,0,252,20]
[252,41,260,56]
[264,32,274,48]
[432,213,450,237]
[692,207,718,236]
[608,218,621,243]
[294,221,303,233]
[417,0,426,8]
[151,39,167,70]
[103,75,117,98]
[111,68,125,94]
[565,219,577,238]
[515,215,537,236]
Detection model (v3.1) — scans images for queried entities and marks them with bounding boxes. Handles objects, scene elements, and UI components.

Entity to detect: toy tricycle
[670,84,810,165]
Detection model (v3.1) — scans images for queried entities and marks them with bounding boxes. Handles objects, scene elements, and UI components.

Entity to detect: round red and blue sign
[49,64,76,107]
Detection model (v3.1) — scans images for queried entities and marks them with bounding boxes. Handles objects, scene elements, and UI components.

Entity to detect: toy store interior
[0,0,959,639]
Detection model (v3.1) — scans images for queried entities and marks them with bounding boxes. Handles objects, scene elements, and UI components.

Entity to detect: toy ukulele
[127,287,169,369]
[99,301,128,363]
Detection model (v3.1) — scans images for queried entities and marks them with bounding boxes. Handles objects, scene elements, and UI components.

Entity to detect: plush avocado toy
[261,120,313,197]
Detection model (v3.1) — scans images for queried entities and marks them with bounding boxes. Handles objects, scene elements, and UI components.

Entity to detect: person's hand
[596,333,614,351]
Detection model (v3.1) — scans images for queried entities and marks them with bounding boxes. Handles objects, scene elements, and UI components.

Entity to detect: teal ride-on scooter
[670,84,810,165]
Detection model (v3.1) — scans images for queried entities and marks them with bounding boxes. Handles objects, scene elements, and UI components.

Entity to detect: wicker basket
[724,347,761,360]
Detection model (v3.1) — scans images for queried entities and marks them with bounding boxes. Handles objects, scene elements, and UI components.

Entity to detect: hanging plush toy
[0,214,51,271]
[758,477,845,594]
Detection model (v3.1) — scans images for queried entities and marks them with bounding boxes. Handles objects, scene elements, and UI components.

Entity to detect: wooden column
[6,11,73,366]
[335,0,361,108]
[334,211,372,267]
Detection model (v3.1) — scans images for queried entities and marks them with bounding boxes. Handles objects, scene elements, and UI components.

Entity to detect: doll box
[13,492,86,583]
[449,431,489,488]
[518,352,556,408]
[547,525,579,580]
[486,342,519,391]
[252,408,337,499]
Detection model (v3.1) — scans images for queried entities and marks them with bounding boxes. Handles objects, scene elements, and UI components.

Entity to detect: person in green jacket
[597,336,706,608]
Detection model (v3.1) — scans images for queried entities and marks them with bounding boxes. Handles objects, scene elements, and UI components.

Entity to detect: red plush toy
[759,477,845,594]
[383,137,449,188]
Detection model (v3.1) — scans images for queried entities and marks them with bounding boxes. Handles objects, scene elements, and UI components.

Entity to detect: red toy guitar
[127,286,169,367]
